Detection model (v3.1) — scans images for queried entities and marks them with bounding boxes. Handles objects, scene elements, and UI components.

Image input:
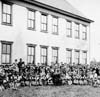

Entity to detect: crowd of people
[0,58,100,91]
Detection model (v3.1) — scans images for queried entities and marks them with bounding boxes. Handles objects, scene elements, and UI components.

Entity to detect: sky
[66,0,100,61]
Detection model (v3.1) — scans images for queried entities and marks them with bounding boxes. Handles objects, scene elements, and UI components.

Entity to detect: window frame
[52,47,59,64]
[66,48,72,64]
[41,13,48,32]
[27,9,36,30]
[52,16,58,35]
[82,25,87,40]
[66,20,72,37]
[82,51,87,64]
[40,46,48,65]
[2,1,13,26]
[75,23,80,39]
[1,41,13,65]
[27,44,36,64]
[74,50,80,64]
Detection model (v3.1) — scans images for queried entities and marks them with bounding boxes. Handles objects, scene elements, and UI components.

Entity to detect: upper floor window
[28,9,35,30]
[41,14,48,32]
[75,23,80,39]
[74,50,80,64]
[27,44,36,64]
[40,46,48,65]
[52,47,59,64]
[2,2,12,25]
[66,21,72,37]
[1,41,12,65]
[82,25,87,40]
[66,49,72,64]
[52,16,58,35]
[82,51,87,64]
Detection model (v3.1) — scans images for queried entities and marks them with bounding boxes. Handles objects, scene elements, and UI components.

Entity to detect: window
[27,9,35,30]
[82,51,87,64]
[75,23,80,39]
[2,2,12,25]
[66,21,72,37]
[74,50,80,64]
[1,41,12,65]
[40,46,48,65]
[66,49,72,64]
[82,25,87,40]
[41,14,48,32]
[27,44,35,64]
[52,47,58,64]
[52,16,58,34]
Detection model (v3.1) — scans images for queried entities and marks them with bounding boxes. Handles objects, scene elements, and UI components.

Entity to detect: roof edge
[28,0,94,23]
[10,0,94,23]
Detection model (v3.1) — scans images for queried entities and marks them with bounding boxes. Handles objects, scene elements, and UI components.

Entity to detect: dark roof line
[23,0,93,23]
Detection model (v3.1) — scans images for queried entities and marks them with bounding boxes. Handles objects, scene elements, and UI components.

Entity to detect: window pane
[41,47,47,64]
[6,55,10,63]
[67,21,71,29]
[52,48,58,63]
[75,51,80,64]
[30,56,33,64]
[42,15,47,23]
[28,11,32,19]
[82,25,87,40]
[3,4,7,13]
[52,17,58,34]
[28,47,31,55]
[41,57,43,64]
[75,23,79,38]
[28,56,31,63]
[7,5,11,14]
[66,50,72,64]
[7,14,10,23]
[31,47,34,55]
[27,46,35,64]
[28,11,35,19]
[7,44,11,54]
[2,43,12,64]
[53,17,57,25]
[31,12,35,19]
[2,54,6,63]
[67,21,72,37]
[3,14,7,23]
[28,10,35,29]
[2,3,12,24]
[31,20,34,28]
[44,48,47,55]
[2,44,6,54]
[44,25,47,31]
[41,14,47,31]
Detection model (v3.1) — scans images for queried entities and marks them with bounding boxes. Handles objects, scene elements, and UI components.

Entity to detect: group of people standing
[0,59,99,91]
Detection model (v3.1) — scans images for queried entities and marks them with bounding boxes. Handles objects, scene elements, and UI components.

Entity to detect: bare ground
[0,85,100,97]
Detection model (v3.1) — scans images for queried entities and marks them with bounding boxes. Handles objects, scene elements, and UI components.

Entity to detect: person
[17,58,24,75]
[11,59,19,89]
[12,59,19,72]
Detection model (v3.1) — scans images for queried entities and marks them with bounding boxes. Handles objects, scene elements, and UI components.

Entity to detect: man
[17,58,24,75]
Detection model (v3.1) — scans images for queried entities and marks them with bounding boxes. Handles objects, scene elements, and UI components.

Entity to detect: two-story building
[0,0,93,65]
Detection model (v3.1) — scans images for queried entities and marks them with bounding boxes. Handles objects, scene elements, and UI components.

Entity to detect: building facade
[0,0,93,65]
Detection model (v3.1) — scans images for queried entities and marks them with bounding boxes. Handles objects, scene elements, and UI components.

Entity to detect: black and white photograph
[0,0,99,97]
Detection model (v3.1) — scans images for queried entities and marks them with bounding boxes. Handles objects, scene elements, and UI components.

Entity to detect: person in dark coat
[17,58,24,75]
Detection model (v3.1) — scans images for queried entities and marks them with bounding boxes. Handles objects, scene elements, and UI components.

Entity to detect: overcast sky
[66,0,100,61]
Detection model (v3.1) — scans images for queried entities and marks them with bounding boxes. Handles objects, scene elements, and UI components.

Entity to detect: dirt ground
[0,85,100,97]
